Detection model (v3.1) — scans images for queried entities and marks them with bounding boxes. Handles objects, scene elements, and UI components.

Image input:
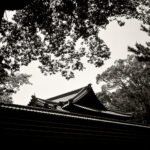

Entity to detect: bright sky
[11,18,149,106]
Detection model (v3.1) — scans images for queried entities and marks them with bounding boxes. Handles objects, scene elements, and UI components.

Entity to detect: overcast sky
[11,18,149,105]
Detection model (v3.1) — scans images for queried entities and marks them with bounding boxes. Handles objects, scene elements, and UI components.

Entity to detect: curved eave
[63,104,132,119]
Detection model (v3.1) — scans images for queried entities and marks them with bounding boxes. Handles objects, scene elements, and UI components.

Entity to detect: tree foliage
[0,45,31,103]
[0,0,139,79]
[128,0,150,61]
[0,0,32,27]
[0,64,31,104]
[96,55,150,123]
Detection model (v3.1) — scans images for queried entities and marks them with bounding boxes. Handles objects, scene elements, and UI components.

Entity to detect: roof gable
[63,84,107,111]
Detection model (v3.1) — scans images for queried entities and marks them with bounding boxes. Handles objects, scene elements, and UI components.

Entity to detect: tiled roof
[45,87,85,103]
[62,84,107,111]
[1,103,150,145]
[28,84,133,120]
[0,103,150,129]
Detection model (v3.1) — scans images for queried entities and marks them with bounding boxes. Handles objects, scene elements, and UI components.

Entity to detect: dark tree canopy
[0,0,139,79]
[0,0,33,27]
[0,0,32,10]
[0,71,31,104]
[128,0,150,61]
[96,55,150,123]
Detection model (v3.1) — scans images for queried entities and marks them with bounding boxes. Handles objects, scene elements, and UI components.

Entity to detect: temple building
[1,84,150,145]
[28,84,132,121]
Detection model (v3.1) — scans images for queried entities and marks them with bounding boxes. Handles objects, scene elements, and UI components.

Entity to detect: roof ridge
[45,85,88,102]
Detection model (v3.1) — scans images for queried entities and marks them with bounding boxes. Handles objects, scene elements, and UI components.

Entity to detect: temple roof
[1,103,150,145]
[45,87,84,103]
[0,103,149,129]
[28,84,132,120]
[62,84,107,111]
